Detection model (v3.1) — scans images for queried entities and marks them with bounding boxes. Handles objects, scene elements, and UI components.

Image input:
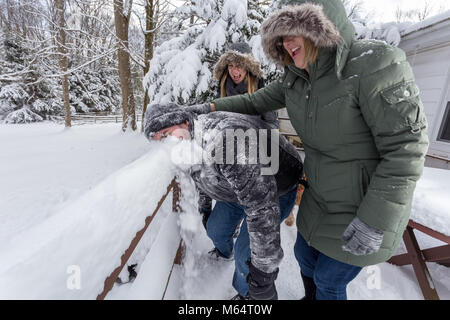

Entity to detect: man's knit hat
[144,103,193,139]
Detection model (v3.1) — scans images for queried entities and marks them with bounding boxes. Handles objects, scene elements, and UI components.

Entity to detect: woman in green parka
[186,0,429,299]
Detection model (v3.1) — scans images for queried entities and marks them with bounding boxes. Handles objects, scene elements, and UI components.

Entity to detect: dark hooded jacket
[144,106,302,273]
[212,0,429,267]
[190,111,302,273]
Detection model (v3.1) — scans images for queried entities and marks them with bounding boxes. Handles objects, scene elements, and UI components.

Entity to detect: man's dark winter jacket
[190,111,302,273]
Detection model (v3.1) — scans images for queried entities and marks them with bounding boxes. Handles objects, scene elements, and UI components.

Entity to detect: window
[437,102,450,142]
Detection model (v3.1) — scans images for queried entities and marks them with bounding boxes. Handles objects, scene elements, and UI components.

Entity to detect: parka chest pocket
[380,81,419,104]
[314,95,356,146]
[379,80,423,131]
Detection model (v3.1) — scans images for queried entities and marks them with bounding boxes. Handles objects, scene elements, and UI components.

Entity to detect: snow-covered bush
[352,21,402,46]
[4,107,44,124]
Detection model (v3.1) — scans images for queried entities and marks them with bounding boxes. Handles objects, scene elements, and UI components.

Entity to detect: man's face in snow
[228,63,246,84]
[283,35,308,70]
[152,122,191,141]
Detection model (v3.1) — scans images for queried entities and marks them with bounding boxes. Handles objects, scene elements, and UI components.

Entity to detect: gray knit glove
[184,103,211,115]
[341,217,383,256]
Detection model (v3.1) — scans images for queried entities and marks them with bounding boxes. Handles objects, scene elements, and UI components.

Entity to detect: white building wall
[405,46,450,142]
[399,17,450,165]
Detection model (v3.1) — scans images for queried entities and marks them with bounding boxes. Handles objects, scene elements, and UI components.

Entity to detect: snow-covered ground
[0,122,448,300]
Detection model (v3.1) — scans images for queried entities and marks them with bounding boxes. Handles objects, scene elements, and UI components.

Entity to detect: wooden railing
[96,177,183,300]
[71,114,143,124]
[278,116,304,152]
[52,113,143,124]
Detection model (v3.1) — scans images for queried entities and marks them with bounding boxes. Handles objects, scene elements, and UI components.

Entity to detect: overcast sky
[172,1,450,23]
[355,0,450,22]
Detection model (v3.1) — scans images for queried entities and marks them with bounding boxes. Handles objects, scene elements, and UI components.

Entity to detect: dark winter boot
[231,293,249,300]
[115,264,138,285]
[300,272,316,300]
[207,247,234,261]
[128,264,138,282]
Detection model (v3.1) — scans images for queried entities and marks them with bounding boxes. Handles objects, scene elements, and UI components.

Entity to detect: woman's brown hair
[219,71,258,98]
[283,37,319,68]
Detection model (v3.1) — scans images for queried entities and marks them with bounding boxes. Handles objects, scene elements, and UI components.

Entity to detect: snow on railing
[97,177,184,300]
[0,146,178,299]
[71,114,143,124]
[52,113,143,124]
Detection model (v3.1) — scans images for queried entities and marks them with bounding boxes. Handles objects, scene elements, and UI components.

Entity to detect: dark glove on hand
[200,208,211,230]
[247,261,279,300]
[341,217,384,256]
[184,103,211,115]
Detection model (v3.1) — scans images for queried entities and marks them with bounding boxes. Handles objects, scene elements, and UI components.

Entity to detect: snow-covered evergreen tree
[144,0,275,106]
[0,28,123,123]
[69,68,122,114]
[144,0,407,109]
[0,32,60,123]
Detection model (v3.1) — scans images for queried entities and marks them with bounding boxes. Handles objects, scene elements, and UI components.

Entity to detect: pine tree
[144,0,275,106]
[68,68,122,114]
[0,32,60,123]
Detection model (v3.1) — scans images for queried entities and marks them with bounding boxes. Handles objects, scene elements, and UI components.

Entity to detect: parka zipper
[288,67,313,140]
[306,152,322,246]
[306,84,313,138]
[288,67,318,245]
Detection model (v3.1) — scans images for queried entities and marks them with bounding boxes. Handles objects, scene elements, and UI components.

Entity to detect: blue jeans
[294,232,362,300]
[206,187,298,296]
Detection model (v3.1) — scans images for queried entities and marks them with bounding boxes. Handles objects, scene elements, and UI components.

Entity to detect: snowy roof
[400,10,450,36]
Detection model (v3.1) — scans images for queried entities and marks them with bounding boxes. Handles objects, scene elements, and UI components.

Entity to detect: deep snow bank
[0,141,176,299]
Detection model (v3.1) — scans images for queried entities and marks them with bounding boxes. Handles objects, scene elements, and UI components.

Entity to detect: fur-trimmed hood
[213,50,264,80]
[261,0,355,69]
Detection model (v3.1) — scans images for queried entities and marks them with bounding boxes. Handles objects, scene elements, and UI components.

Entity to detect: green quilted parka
[212,0,429,267]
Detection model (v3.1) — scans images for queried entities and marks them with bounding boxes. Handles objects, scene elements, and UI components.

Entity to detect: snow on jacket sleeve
[213,77,286,115]
[357,48,429,232]
[218,156,283,274]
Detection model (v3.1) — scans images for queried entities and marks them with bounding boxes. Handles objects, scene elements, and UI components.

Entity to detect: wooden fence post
[402,226,440,300]
[172,179,184,265]
[161,178,185,299]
